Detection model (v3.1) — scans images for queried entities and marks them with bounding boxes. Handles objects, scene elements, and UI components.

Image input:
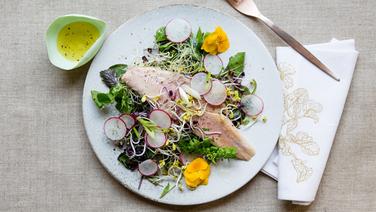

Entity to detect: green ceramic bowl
[46,14,106,70]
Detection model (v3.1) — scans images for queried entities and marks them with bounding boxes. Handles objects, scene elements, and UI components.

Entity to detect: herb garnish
[178,136,237,164]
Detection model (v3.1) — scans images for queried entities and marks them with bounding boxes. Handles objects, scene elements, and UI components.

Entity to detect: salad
[91,18,265,198]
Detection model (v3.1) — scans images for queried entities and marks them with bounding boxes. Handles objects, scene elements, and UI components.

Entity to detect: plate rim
[82,4,283,206]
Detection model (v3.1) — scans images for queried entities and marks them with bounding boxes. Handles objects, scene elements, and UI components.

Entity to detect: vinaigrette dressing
[57,22,99,61]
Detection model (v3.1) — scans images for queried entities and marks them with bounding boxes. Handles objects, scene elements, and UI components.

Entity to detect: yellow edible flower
[183,158,210,188]
[202,27,230,55]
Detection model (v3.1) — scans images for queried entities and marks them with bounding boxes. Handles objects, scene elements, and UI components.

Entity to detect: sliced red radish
[103,117,127,141]
[203,80,227,106]
[204,55,223,75]
[241,94,264,116]
[138,159,158,176]
[165,18,191,43]
[119,114,136,129]
[149,109,172,129]
[191,72,212,95]
[145,131,167,148]
[181,84,201,100]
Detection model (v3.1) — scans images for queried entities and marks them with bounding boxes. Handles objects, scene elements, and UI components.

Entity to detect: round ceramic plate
[83,4,283,205]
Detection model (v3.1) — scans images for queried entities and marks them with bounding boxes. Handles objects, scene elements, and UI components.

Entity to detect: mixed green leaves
[91,64,149,113]
[118,146,156,171]
[154,27,174,53]
[178,136,237,164]
[91,84,135,113]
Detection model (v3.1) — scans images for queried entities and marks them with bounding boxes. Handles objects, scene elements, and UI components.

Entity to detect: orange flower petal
[217,40,230,53]
[201,26,230,55]
[183,158,210,188]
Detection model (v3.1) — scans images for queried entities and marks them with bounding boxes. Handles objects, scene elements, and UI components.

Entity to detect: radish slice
[181,84,201,100]
[165,18,191,43]
[138,159,158,176]
[149,109,172,129]
[203,80,227,106]
[103,117,127,141]
[191,72,212,95]
[145,131,167,148]
[241,94,264,116]
[204,55,223,75]
[119,114,136,129]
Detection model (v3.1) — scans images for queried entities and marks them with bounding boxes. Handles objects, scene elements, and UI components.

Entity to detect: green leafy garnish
[110,85,134,113]
[110,64,128,78]
[91,84,135,113]
[239,79,257,96]
[132,127,140,139]
[195,28,204,52]
[91,90,114,109]
[99,64,128,88]
[158,42,174,52]
[154,27,175,52]
[178,136,237,164]
[155,27,168,43]
[160,183,176,199]
[137,117,158,138]
[118,147,156,171]
[226,52,245,76]
[118,152,138,171]
[239,85,251,95]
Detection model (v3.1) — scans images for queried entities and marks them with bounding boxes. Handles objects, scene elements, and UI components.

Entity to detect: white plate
[83,4,283,205]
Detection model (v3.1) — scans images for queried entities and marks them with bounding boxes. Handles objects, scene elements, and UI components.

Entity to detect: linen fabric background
[1,0,375,211]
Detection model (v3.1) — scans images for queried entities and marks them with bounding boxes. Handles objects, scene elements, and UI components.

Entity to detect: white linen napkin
[261,39,359,205]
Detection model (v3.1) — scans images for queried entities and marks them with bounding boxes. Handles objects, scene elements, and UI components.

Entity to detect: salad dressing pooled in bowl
[57,22,100,62]
[46,14,106,70]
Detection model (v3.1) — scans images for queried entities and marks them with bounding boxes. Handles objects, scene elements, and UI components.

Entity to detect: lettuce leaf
[155,27,167,43]
[225,52,245,76]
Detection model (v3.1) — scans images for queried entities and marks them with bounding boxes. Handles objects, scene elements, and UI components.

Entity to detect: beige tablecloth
[1,0,375,211]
